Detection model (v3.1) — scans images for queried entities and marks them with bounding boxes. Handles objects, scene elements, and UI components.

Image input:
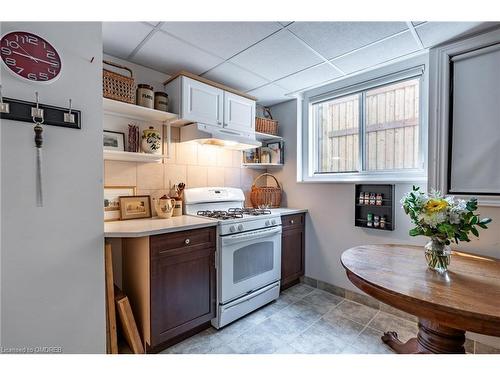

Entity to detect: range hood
[180,123,261,150]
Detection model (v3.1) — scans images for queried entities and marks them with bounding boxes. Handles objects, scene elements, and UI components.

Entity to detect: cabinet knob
[290,220,294,224]
[184,238,191,245]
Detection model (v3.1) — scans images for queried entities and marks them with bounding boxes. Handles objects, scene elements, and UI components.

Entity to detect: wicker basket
[103,60,136,104]
[250,173,282,208]
[255,117,278,135]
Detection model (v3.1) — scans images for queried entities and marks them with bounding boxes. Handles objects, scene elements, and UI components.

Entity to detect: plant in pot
[401,186,491,272]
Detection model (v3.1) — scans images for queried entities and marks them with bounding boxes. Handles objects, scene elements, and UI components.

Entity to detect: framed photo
[242,148,260,164]
[119,195,152,220]
[103,130,125,151]
[104,186,136,221]
[267,142,282,164]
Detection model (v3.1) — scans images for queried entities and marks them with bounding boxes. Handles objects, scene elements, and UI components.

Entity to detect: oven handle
[221,227,281,245]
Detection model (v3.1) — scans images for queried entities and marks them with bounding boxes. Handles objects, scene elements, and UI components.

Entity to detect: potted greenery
[401,186,491,272]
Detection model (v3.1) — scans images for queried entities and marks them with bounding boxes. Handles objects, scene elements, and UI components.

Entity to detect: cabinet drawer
[150,227,216,257]
[281,213,305,229]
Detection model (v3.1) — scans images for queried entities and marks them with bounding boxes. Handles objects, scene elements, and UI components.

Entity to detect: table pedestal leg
[382,319,466,354]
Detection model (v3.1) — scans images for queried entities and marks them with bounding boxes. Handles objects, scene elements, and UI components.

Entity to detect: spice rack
[354,184,395,231]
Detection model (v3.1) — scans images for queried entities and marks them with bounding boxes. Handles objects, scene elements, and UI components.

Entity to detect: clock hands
[12,51,56,66]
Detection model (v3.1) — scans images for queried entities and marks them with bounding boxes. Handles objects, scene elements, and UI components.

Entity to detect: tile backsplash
[104,127,261,212]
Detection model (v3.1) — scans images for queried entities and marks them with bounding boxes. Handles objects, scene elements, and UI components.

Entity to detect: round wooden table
[341,244,500,354]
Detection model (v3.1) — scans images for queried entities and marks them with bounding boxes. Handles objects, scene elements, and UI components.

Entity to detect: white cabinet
[224,92,255,132]
[165,74,256,133]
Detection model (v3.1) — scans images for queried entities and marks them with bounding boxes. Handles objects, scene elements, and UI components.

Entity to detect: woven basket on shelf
[250,173,282,208]
[103,60,136,104]
[255,117,278,135]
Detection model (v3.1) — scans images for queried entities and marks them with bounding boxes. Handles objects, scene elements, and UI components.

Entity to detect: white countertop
[270,208,308,215]
[104,215,217,238]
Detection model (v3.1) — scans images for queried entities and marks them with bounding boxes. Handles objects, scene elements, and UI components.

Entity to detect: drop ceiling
[103,21,498,106]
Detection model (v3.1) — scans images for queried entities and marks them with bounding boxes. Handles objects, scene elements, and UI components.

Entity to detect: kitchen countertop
[104,209,307,238]
[104,215,217,238]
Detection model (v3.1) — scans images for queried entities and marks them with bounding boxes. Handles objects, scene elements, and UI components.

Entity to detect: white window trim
[298,55,429,184]
[428,27,500,207]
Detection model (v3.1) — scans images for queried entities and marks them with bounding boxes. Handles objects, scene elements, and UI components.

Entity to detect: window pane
[313,94,360,173]
[365,78,420,171]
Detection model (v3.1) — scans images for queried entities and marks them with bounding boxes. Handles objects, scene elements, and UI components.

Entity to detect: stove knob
[265,220,271,226]
[229,225,236,233]
[271,219,276,225]
[237,224,244,231]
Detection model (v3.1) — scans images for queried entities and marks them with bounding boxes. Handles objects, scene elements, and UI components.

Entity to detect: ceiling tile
[333,31,420,74]
[288,22,408,59]
[275,63,343,92]
[415,22,498,48]
[247,83,291,106]
[131,31,224,75]
[103,22,154,59]
[231,29,323,81]
[202,62,269,92]
[279,22,293,27]
[412,21,426,27]
[160,22,282,59]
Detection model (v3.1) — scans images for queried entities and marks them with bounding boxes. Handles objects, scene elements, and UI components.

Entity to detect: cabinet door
[150,246,216,346]
[223,92,255,132]
[182,77,223,127]
[281,224,305,290]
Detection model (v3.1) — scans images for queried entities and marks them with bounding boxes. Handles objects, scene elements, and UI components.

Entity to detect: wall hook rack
[0,85,10,114]
[0,96,81,130]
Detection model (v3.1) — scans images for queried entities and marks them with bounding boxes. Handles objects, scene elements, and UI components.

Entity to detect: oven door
[219,226,281,304]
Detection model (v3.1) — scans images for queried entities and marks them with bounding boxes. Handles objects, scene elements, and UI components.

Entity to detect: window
[304,67,426,182]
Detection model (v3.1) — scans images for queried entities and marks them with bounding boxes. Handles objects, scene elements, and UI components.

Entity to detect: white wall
[0,22,105,353]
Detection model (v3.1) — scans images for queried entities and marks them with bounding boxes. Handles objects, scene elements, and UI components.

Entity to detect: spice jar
[373,215,380,228]
[154,91,169,112]
[137,84,154,108]
[380,216,386,229]
[172,197,183,217]
[358,192,364,205]
[376,193,383,206]
[369,193,376,205]
[364,192,370,205]
[366,213,373,227]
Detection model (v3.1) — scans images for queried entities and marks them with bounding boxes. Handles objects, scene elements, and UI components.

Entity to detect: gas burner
[196,210,244,220]
[228,208,272,216]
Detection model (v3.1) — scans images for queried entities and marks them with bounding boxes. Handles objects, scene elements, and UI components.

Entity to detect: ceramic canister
[137,84,154,108]
[154,92,169,112]
[142,126,161,154]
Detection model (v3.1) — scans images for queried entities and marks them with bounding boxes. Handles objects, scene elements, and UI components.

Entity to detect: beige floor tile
[368,311,418,342]
[318,316,365,344]
[352,327,394,354]
[475,342,500,354]
[327,300,378,325]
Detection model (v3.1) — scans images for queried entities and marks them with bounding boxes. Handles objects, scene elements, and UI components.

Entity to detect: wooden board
[115,286,145,354]
[104,243,118,354]
[163,70,257,101]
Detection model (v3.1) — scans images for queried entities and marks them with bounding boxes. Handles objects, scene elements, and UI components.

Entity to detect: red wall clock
[0,31,62,83]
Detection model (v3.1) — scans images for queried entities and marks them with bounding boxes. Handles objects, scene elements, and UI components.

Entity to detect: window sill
[298,171,428,184]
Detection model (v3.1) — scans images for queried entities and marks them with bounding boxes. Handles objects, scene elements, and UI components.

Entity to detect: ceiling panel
[103,22,154,59]
[333,31,420,74]
[288,22,408,59]
[275,63,342,92]
[160,22,282,59]
[247,83,291,106]
[202,62,269,92]
[415,22,497,48]
[131,31,224,75]
[231,30,323,81]
[412,21,426,27]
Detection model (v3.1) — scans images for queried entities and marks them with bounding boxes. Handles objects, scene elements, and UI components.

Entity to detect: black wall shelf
[355,184,395,231]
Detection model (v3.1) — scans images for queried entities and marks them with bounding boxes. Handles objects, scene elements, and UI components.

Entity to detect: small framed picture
[103,130,125,151]
[104,186,136,221]
[243,148,260,164]
[267,142,282,164]
[119,195,152,220]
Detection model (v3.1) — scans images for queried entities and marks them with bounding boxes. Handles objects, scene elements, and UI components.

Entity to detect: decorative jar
[141,127,161,154]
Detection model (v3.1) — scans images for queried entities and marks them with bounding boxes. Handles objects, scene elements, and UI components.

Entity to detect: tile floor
[161,283,419,354]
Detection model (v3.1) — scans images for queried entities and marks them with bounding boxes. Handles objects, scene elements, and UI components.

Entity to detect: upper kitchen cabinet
[164,71,256,133]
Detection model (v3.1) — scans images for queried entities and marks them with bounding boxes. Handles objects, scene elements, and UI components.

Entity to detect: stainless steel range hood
[180,123,261,150]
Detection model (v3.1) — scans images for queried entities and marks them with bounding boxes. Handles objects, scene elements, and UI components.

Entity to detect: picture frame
[267,142,282,164]
[119,195,152,220]
[242,148,260,164]
[104,186,136,222]
[103,130,125,151]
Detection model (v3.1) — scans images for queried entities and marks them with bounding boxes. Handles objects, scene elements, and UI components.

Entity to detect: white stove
[184,187,282,328]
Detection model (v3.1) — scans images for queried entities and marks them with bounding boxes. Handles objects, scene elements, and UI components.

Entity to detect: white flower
[418,210,447,228]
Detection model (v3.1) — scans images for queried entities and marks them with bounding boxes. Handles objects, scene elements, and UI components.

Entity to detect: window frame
[299,57,429,183]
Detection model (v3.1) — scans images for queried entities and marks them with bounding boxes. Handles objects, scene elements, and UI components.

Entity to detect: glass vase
[424,237,451,272]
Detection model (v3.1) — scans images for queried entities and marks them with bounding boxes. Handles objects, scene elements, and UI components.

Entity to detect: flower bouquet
[401,186,491,272]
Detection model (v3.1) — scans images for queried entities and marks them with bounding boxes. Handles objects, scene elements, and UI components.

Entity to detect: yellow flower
[425,198,448,213]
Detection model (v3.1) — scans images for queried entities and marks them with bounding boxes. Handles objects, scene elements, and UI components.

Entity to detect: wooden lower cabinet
[280,213,306,290]
[122,227,216,352]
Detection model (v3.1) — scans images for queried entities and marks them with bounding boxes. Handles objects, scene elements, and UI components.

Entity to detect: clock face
[0,31,62,83]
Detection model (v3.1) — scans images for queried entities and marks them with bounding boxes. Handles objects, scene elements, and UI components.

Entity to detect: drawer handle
[184,238,191,245]
[290,220,294,224]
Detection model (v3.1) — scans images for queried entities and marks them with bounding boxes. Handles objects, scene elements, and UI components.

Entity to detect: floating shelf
[104,150,163,163]
[242,163,284,170]
[103,98,182,125]
[254,131,283,141]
